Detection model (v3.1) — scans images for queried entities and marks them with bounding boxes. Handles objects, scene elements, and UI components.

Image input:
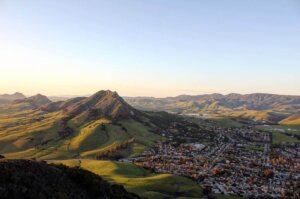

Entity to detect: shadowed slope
[0,159,140,199]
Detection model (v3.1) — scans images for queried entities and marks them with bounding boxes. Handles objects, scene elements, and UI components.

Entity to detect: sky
[0,0,300,97]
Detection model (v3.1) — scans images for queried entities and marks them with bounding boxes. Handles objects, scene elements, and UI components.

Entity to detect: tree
[263,168,274,178]
[203,186,212,195]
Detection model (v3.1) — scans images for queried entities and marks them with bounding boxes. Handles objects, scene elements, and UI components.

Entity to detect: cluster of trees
[263,168,274,178]
[96,138,135,160]
[211,168,225,176]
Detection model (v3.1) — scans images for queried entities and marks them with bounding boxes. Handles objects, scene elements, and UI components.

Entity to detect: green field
[186,115,243,128]
[256,125,300,144]
[50,159,203,199]
[214,194,243,199]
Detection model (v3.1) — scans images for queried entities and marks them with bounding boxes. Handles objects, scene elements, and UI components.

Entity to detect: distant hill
[125,93,300,123]
[48,96,72,102]
[0,159,140,199]
[0,94,51,114]
[0,90,196,160]
[0,92,26,104]
[14,94,52,108]
[280,114,300,125]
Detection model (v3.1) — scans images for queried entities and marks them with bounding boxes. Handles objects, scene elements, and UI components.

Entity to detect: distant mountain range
[1,91,300,125]
[124,93,300,124]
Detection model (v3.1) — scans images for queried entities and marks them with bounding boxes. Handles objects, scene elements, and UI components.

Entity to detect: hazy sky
[0,1,300,97]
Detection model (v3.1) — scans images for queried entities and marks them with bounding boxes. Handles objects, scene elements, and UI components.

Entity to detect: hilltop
[0,159,140,199]
[42,90,139,120]
[0,94,52,114]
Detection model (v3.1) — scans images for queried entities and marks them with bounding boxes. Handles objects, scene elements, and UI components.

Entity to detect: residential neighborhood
[123,123,300,198]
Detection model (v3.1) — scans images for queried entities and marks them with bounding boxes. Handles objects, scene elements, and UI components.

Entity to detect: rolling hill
[50,159,203,199]
[279,114,300,125]
[125,93,300,123]
[0,90,194,160]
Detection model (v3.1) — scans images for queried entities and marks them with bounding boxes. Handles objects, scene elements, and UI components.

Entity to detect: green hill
[0,90,195,160]
[50,159,203,199]
[280,114,300,126]
[0,159,140,199]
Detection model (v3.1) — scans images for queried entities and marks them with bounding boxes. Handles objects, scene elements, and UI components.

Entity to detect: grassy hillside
[280,114,300,126]
[50,159,203,199]
[224,110,289,123]
[0,111,163,160]
[0,91,169,160]
[0,159,140,199]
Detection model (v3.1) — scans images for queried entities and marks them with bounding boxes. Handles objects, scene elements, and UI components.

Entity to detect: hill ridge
[43,90,139,120]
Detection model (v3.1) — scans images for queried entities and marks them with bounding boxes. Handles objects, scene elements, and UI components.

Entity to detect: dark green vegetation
[125,93,300,124]
[51,159,203,199]
[0,159,140,199]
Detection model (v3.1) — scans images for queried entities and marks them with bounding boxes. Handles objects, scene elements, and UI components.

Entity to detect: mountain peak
[68,90,136,120]
[43,90,139,120]
[90,90,120,100]
[12,92,26,98]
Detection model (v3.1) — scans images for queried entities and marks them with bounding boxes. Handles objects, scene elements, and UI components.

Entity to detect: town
[122,122,300,198]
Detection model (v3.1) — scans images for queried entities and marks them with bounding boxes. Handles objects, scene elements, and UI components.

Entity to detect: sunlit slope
[1,112,162,160]
[280,114,300,125]
[51,159,203,199]
[0,110,64,154]
[0,90,190,160]
[224,110,289,123]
